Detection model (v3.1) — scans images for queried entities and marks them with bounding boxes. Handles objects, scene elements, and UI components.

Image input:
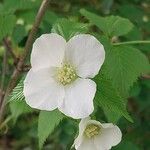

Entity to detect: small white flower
[23,33,105,119]
[74,117,122,150]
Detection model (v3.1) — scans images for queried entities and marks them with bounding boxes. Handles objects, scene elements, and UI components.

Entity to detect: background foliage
[0,0,150,149]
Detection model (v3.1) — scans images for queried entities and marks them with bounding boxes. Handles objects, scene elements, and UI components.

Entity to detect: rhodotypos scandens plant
[73,117,122,150]
[23,33,105,119]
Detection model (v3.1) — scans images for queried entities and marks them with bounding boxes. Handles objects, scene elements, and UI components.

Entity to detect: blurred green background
[0,0,150,149]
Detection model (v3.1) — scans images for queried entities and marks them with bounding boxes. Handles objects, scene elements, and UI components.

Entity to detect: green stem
[113,40,150,46]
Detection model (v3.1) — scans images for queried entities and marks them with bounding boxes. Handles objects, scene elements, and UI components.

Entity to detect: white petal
[65,34,105,78]
[31,33,66,71]
[59,78,96,119]
[79,117,91,132]
[77,138,97,150]
[94,123,122,149]
[23,68,65,110]
[74,117,91,149]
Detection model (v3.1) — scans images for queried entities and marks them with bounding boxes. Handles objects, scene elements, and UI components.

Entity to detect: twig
[141,74,150,79]
[113,40,150,46]
[0,89,4,109]
[0,0,50,124]
[23,64,31,72]
[3,38,18,65]
[0,47,8,90]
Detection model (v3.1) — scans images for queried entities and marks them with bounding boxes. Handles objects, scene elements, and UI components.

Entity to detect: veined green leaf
[9,78,32,123]
[51,18,89,41]
[0,14,16,41]
[102,45,150,97]
[9,100,32,123]
[94,75,133,123]
[3,0,41,13]
[38,110,64,149]
[80,9,134,37]
[9,78,25,102]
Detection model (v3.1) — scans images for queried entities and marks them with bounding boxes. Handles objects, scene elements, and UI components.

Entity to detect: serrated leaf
[9,78,32,123]
[102,45,150,97]
[94,75,133,122]
[103,109,122,123]
[38,110,64,149]
[9,78,25,102]
[51,18,89,41]
[9,100,32,123]
[0,14,16,41]
[80,9,134,37]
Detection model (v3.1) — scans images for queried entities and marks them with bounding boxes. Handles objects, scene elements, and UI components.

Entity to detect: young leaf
[9,78,25,102]
[0,14,16,41]
[9,78,32,123]
[51,18,89,41]
[102,45,150,97]
[80,9,134,37]
[94,75,133,122]
[38,110,64,149]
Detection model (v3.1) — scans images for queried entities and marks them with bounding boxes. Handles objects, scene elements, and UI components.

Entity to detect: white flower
[23,33,105,119]
[74,117,122,150]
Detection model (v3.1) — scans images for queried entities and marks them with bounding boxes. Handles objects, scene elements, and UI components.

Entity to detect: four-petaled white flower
[73,117,122,150]
[23,33,105,119]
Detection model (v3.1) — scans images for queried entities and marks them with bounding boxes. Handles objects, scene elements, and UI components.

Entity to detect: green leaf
[9,100,32,123]
[41,11,59,33]
[51,18,89,41]
[94,75,133,123]
[9,78,25,102]
[0,14,16,41]
[103,109,122,123]
[12,24,27,44]
[9,78,32,123]
[17,10,36,25]
[3,0,40,13]
[118,5,144,26]
[112,141,140,150]
[38,110,64,149]
[102,45,150,97]
[44,11,59,25]
[80,9,134,37]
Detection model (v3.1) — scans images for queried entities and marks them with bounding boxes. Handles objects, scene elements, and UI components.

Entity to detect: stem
[0,48,8,90]
[0,0,50,124]
[3,38,18,65]
[141,74,150,79]
[113,40,150,46]
[0,90,4,111]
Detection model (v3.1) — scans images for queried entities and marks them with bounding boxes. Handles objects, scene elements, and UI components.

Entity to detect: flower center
[84,124,101,138]
[57,64,77,85]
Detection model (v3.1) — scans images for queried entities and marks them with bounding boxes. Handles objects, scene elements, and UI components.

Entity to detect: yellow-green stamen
[57,64,77,85]
[84,124,101,138]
